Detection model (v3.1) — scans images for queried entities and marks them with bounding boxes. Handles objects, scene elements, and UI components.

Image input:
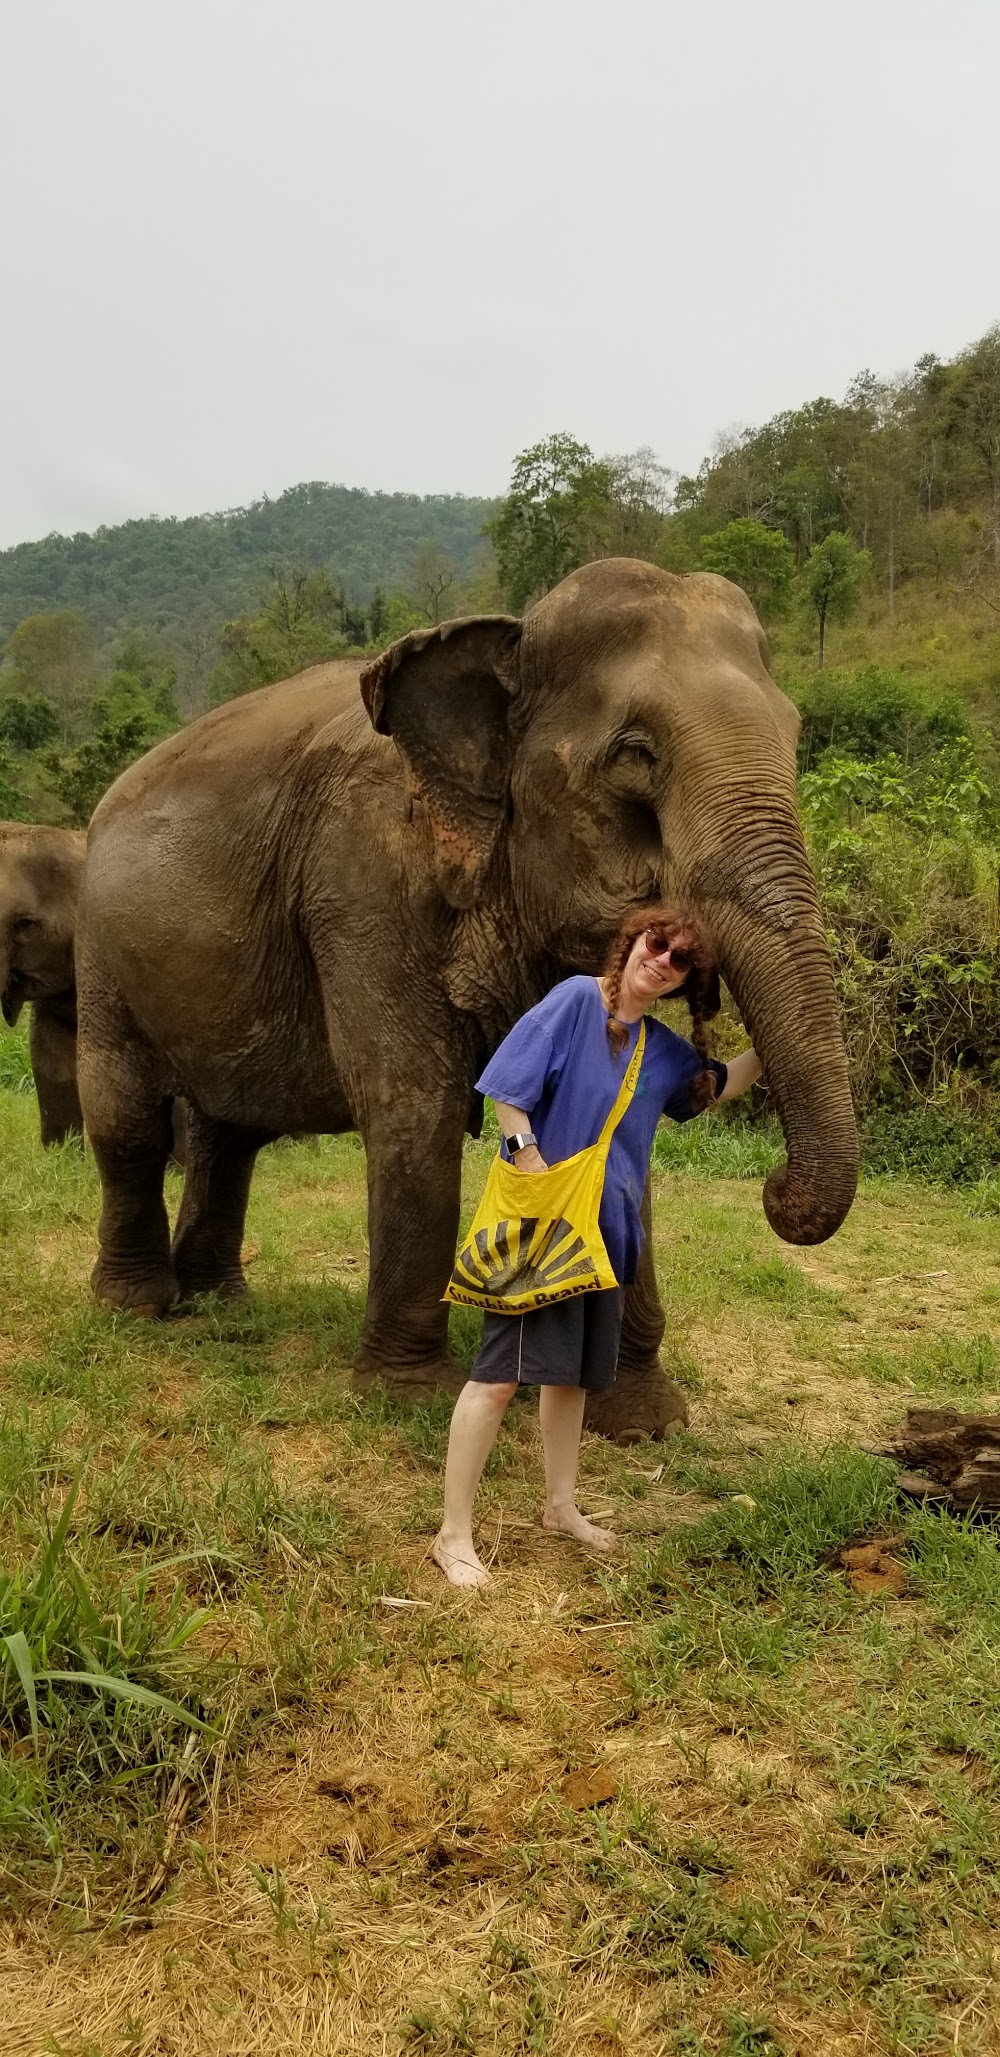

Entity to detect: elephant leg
[81,1004,178,1318]
[171,1110,271,1299]
[353,1099,468,1399]
[29,1005,83,1147]
[585,1176,690,1445]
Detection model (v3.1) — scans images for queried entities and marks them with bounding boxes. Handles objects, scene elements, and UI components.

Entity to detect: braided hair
[602,903,722,1110]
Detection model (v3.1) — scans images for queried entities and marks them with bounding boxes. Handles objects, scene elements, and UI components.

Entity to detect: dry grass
[2,1096,1000,2055]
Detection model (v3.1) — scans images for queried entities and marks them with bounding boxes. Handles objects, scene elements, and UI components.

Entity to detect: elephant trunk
[690,827,858,1247]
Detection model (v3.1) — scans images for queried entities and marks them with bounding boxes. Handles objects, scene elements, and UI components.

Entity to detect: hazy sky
[3,0,998,549]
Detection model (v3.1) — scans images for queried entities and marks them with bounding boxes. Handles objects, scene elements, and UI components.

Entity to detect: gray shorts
[469,1287,625,1394]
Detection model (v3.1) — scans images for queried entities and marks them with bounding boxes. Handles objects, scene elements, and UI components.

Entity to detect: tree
[40,659,180,824]
[946,326,1000,566]
[601,447,673,559]
[0,744,28,820]
[41,710,155,826]
[485,434,612,609]
[407,542,458,624]
[697,518,795,619]
[2,611,96,737]
[368,587,390,643]
[0,693,60,750]
[804,532,871,668]
[206,567,346,704]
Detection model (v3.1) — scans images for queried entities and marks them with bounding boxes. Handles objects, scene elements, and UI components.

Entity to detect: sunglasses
[644,929,693,973]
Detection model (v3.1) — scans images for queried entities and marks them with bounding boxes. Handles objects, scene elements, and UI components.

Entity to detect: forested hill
[0,482,497,644]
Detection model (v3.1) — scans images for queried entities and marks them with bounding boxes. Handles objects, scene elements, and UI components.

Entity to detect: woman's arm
[718,1049,763,1102]
[492,1101,548,1173]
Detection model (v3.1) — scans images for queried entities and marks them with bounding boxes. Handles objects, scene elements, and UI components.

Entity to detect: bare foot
[541,1505,618,1552]
[432,1532,492,1588]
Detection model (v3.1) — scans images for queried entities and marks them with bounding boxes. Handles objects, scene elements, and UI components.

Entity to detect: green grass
[3,1083,1000,2050]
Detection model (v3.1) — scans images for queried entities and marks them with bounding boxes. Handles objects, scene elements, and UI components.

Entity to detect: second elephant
[0,821,85,1145]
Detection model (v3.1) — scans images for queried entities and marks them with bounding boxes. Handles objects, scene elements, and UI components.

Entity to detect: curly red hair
[602,903,722,1110]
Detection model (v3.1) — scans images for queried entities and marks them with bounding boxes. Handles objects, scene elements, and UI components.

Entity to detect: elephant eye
[607,736,658,787]
[13,916,39,933]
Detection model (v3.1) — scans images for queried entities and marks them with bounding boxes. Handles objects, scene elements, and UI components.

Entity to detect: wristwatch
[504,1132,538,1155]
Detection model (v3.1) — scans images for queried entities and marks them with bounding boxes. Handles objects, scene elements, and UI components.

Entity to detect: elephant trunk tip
[763,1156,858,1247]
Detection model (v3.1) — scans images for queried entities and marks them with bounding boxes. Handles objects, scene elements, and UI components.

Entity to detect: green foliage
[861,1103,1000,1184]
[663,327,1000,616]
[0,1023,33,1093]
[486,436,672,609]
[800,745,1000,1106]
[0,484,497,646]
[1,609,96,724]
[40,711,154,824]
[0,692,59,750]
[486,434,612,609]
[803,531,871,665]
[789,663,969,770]
[0,743,29,820]
[697,518,795,620]
[0,1475,216,1865]
[207,566,348,704]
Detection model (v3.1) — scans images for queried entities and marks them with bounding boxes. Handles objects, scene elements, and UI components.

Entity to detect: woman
[432,905,762,1588]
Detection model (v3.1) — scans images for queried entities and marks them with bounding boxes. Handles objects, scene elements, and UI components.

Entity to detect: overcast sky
[2,0,998,549]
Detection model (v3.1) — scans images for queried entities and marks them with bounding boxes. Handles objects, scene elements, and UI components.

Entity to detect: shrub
[800,745,1000,1108]
[0,693,59,751]
[861,1104,1000,1184]
[789,665,969,771]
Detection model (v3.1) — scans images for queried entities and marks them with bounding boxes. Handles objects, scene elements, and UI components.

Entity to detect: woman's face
[622,926,695,1009]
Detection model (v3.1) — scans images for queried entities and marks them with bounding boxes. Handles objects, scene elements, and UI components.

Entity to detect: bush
[800,745,1000,1108]
[861,1104,1000,1184]
[789,665,969,771]
[0,693,59,751]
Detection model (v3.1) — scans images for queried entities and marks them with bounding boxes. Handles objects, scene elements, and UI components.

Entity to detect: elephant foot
[91,1257,179,1320]
[585,1358,690,1445]
[173,1257,250,1302]
[172,1232,249,1302]
[351,1350,467,1407]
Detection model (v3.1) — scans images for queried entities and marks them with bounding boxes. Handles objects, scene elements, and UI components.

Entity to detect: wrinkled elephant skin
[77,563,858,1442]
[0,822,86,1146]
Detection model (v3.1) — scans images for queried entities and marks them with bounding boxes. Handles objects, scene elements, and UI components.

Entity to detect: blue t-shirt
[476,976,727,1287]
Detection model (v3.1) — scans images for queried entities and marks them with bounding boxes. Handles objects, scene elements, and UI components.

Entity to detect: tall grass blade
[2,1630,39,1747]
[37,1472,82,1597]
[35,1669,218,1735]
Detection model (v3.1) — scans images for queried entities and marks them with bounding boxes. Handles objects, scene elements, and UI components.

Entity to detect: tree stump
[879,1408,1000,1513]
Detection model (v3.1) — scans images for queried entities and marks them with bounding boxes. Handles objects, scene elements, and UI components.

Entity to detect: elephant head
[361,558,857,1246]
[0,824,85,1026]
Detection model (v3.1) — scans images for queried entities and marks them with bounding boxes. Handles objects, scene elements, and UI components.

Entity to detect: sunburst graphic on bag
[452,1216,600,1298]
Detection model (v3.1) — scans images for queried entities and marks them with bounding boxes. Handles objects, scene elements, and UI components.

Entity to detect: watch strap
[504,1131,538,1155]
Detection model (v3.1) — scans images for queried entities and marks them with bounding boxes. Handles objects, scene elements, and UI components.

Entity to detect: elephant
[0,821,86,1145]
[75,558,858,1443]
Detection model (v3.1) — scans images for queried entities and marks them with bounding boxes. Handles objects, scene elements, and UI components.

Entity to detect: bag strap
[596,1018,646,1151]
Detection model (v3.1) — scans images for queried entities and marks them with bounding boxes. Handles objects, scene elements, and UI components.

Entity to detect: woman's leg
[433,1379,516,1588]
[539,1385,617,1551]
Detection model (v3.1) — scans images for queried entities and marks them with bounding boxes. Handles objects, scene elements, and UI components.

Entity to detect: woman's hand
[493,1101,547,1172]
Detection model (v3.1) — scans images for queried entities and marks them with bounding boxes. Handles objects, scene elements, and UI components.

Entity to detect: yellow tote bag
[444,1022,646,1315]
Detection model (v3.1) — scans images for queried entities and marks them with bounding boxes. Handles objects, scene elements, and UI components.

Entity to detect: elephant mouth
[2,977,26,1027]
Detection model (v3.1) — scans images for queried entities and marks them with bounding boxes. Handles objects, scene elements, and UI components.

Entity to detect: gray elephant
[76,559,858,1442]
[0,821,86,1146]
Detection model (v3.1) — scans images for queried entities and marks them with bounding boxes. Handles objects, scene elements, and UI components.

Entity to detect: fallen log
[878,1408,1000,1513]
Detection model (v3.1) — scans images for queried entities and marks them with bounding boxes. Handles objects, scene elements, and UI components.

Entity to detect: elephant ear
[360,615,522,909]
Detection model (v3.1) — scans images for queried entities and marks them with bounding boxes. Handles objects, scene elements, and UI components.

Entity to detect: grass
[2,1083,1000,2052]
